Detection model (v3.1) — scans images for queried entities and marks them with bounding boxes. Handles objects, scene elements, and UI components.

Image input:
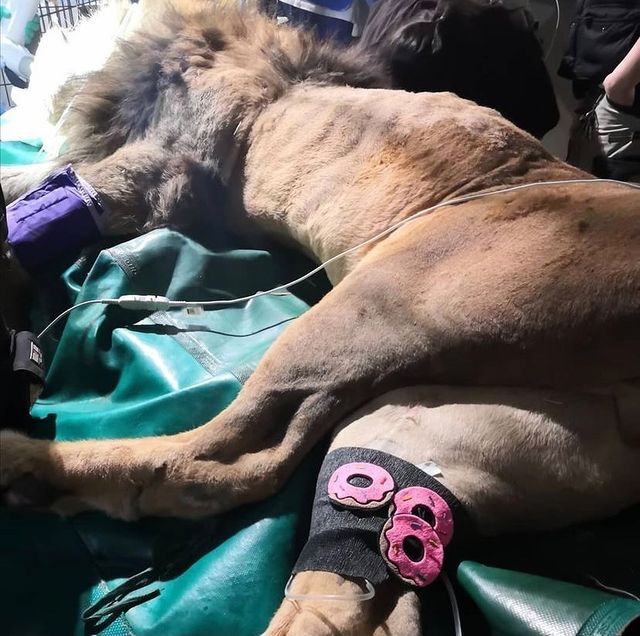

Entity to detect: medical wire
[38,177,640,339]
[442,571,463,636]
[544,0,561,61]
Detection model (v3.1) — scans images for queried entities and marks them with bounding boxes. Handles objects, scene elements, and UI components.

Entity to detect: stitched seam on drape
[149,310,245,386]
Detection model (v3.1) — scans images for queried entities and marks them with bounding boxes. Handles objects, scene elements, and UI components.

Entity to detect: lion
[1,3,639,634]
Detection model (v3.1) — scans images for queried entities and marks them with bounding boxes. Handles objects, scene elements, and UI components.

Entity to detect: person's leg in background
[597,37,640,181]
[565,91,640,183]
[558,2,640,180]
[591,94,640,182]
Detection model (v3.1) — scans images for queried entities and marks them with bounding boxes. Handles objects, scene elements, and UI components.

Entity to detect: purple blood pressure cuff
[292,447,473,587]
[7,165,105,272]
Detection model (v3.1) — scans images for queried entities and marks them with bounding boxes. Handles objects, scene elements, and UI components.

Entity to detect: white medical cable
[544,0,561,61]
[442,571,463,636]
[587,574,640,602]
[38,299,117,338]
[37,177,640,340]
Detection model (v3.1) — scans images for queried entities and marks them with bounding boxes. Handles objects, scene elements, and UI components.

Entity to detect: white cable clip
[114,295,173,311]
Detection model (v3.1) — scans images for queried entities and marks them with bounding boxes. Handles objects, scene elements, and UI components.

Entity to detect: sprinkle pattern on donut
[379,513,444,587]
[327,462,395,509]
[390,486,454,546]
[325,460,455,587]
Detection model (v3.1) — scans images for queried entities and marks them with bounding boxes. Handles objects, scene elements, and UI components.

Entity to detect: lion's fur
[1,5,639,634]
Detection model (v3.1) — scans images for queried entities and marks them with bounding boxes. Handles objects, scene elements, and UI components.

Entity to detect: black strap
[11,330,45,383]
[1,182,7,243]
[82,567,161,633]
[293,447,474,585]
[1,183,45,429]
[80,518,220,633]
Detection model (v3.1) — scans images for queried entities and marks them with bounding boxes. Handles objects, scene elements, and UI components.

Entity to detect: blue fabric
[307,0,353,10]
[277,2,357,42]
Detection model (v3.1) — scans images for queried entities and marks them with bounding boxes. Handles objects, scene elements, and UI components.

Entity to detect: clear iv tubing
[282,572,462,636]
[284,574,376,602]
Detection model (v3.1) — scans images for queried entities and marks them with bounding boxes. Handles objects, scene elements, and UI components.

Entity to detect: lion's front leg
[264,572,421,636]
[0,256,426,519]
[0,428,201,519]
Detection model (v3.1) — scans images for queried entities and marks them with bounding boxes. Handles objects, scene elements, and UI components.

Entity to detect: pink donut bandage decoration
[379,513,444,587]
[328,462,395,509]
[293,448,469,591]
[391,486,454,546]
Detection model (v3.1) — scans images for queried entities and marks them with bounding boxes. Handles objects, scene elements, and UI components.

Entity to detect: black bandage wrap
[293,447,473,585]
